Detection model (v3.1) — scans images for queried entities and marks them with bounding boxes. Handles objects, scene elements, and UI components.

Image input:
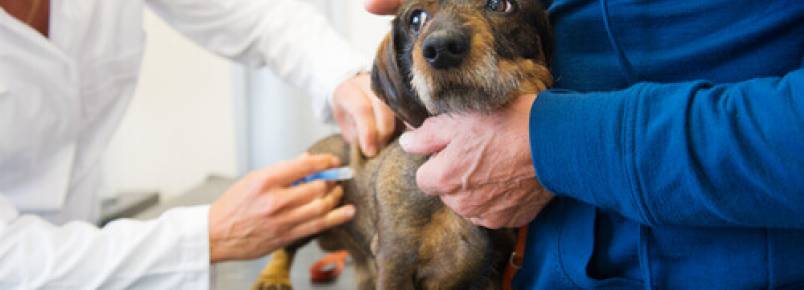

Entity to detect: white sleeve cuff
[157,205,212,289]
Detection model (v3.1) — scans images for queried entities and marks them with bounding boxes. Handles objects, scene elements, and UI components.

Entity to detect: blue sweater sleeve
[530,67,804,228]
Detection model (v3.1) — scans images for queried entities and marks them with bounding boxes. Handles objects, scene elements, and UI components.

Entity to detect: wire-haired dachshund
[252,0,552,289]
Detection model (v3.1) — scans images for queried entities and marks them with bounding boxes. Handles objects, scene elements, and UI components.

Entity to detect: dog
[252,0,553,289]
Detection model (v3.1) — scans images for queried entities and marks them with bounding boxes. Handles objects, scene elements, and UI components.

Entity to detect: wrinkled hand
[332,73,396,157]
[364,0,402,15]
[399,94,553,229]
[208,154,356,263]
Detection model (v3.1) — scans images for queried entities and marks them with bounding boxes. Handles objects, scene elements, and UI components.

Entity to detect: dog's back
[285,135,513,290]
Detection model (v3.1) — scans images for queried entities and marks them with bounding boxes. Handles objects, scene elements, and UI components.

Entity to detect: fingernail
[422,189,439,197]
[312,180,328,189]
[399,132,413,149]
[330,155,341,166]
[344,205,356,216]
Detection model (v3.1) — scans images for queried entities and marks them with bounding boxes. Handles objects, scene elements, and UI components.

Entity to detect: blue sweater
[515,0,804,289]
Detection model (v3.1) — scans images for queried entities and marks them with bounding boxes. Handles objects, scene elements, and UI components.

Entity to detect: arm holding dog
[531,68,804,228]
[145,0,362,119]
[146,0,396,156]
[405,67,804,228]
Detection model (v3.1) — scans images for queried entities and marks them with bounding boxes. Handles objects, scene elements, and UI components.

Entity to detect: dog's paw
[252,284,292,290]
[251,278,292,290]
[251,274,292,290]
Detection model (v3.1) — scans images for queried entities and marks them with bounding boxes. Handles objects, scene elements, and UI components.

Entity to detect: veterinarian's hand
[208,154,356,263]
[399,94,553,229]
[332,73,396,157]
[364,0,401,15]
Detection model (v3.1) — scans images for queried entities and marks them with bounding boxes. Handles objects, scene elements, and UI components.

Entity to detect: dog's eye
[409,10,428,34]
[486,0,515,13]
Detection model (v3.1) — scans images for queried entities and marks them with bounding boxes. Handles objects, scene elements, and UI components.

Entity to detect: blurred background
[101,0,389,200]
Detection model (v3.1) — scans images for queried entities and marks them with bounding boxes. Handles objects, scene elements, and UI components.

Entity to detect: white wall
[103,10,238,199]
[104,1,392,199]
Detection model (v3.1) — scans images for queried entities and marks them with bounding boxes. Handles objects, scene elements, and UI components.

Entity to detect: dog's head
[371,0,553,127]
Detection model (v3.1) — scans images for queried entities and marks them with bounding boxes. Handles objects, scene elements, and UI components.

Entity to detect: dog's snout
[422,30,470,70]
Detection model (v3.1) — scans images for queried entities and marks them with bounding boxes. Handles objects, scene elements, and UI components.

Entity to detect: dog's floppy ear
[536,10,553,67]
[370,24,429,128]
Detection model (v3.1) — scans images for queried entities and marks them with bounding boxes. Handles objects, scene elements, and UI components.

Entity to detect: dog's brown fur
[372,0,552,127]
[253,137,513,290]
[253,0,552,289]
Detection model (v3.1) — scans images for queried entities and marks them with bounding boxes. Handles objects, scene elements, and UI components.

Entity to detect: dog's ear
[370,25,429,128]
[536,10,553,67]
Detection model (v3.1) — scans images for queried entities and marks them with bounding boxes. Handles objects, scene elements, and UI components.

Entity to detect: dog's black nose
[422,30,470,70]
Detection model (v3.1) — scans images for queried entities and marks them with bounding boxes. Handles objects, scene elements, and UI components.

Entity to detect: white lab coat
[0,0,365,288]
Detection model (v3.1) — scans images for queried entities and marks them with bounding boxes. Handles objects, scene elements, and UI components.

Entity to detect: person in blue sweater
[366,0,804,288]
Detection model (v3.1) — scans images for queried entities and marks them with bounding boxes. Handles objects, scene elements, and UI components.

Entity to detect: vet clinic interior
[101,1,381,288]
[6,0,800,289]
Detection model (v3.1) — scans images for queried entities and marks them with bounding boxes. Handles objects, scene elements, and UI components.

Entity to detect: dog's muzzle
[422,28,471,70]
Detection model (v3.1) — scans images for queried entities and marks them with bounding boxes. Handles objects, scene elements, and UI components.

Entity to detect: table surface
[134,176,357,290]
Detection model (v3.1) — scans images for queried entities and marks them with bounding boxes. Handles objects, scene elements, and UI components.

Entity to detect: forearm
[530,68,804,228]
[145,0,367,120]
[0,199,210,289]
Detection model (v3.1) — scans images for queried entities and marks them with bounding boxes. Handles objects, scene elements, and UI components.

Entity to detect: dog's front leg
[375,242,417,290]
[376,225,419,290]
[251,248,297,290]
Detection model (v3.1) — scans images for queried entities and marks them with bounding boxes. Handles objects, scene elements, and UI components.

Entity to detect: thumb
[398,116,450,155]
[364,0,402,15]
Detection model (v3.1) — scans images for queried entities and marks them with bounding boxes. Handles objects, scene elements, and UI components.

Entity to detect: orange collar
[503,226,529,290]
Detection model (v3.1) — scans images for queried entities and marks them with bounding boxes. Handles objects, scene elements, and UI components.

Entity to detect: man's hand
[208,154,356,263]
[364,0,401,15]
[332,73,396,157]
[399,94,553,229]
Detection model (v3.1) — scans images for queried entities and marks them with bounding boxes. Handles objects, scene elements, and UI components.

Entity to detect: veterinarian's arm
[0,155,353,289]
[145,0,396,156]
[0,197,211,289]
[531,67,804,228]
[144,0,364,122]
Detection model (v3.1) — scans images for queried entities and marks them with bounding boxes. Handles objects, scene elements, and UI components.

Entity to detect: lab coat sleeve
[145,0,369,122]
[0,196,211,290]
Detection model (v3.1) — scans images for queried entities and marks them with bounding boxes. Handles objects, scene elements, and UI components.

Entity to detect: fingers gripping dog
[253,1,553,289]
